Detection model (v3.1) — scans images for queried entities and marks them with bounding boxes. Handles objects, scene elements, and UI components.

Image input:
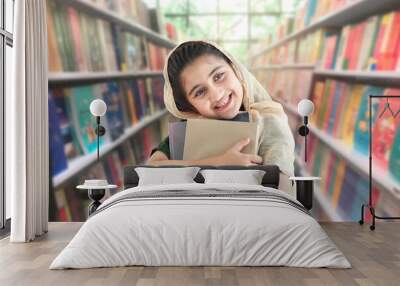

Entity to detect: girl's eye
[195,88,205,97]
[214,72,224,81]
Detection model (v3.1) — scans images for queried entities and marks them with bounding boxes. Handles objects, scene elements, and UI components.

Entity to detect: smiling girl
[147,40,295,195]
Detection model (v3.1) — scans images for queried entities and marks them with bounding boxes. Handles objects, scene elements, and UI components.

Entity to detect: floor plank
[0,222,399,286]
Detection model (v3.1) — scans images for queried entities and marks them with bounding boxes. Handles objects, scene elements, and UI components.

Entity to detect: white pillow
[135,167,201,186]
[200,169,266,185]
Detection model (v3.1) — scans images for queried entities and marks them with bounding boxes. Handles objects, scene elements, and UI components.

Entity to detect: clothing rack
[359,95,400,230]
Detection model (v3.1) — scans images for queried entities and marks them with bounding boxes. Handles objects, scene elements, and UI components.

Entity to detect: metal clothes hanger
[378,97,400,119]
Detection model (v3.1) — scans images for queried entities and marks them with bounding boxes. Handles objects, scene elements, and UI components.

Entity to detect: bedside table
[289,177,321,210]
[77,180,117,216]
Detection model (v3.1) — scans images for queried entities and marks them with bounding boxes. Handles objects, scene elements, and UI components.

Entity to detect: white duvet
[50,183,351,269]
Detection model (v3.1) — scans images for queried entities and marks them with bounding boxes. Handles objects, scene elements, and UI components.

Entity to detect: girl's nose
[209,85,225,103]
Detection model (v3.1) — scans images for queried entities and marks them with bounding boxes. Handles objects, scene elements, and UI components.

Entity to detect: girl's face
[180,54,244,119]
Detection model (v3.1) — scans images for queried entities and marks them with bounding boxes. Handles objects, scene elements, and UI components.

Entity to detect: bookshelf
[48,71,163,84]
[252,0,400,221]
[251,0,400,59]
[314,69,400,85]
[282,101,400,200]
[47,0,176,221]
[252,64,315,71]
[308,125,400,200]
[283,102,349,220]
[295,157,345,221]
[251,96,346,220]
[53,109,168,188]
[54,0,175,48]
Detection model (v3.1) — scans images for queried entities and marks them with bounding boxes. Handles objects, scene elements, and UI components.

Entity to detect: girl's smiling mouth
[214,93,233,111]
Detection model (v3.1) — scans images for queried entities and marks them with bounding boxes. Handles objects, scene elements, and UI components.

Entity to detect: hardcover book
[52,88,83,159]
[100,82,125,141]
[332,160,346,209]
[48,90,68,176]
[169,112,252,161]
[341,84,364,146]
[168,121,186,160]
[68,85,102,154]
[183,119,259,161]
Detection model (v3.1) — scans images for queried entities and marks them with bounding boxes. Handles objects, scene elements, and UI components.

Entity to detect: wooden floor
[0,222,399,286]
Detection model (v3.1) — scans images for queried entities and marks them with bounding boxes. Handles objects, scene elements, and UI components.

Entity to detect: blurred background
[2,0,399,223]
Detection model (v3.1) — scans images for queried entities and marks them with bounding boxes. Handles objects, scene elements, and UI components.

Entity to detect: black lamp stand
[88,116,106,216]
[298,116,310,162]
[88,189,105,216]
[359,95,400,230]
[95,116,106,161]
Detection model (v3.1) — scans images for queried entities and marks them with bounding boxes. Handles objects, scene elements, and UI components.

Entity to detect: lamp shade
[90,99,107,117]
[298,99,314,117]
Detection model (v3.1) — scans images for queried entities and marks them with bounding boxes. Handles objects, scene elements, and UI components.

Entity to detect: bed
[50,165,351,269]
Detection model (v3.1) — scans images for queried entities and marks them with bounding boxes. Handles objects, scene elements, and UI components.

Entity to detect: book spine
[46,1,63,71]
[51,1,69,71]
[48,90,68,176]
[68,7,86,71]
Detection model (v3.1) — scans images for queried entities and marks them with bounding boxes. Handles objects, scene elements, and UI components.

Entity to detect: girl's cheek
[227,76,240,90]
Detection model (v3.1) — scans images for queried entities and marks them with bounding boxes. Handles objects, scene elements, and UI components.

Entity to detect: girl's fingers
[233,138,250,151]
[250,155,263,164]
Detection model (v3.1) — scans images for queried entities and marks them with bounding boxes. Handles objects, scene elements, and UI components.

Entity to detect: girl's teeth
[217,96,230,108]
[219,99,227,107]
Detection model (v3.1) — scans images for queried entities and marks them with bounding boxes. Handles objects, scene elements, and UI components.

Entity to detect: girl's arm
[146,139,262,166]
[258,113,295,176]
[146,151,222,166]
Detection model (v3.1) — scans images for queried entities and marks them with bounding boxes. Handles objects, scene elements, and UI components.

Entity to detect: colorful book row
[254,10,400,71]
[88,0,158,30]
[310,79,400,183]
[252,28,324,66]
[53,122,164,221]
[47,0,169,72]
[301,134,400,221]
[48,77,164,177]
[253,69,314,109]
[297,0,353,29]
[320,10,400,71]
[89,0,176,41]
[257,0,352,51]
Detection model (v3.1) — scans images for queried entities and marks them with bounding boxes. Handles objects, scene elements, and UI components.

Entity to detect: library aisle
[47,0,400,223]
[47,0,174,221]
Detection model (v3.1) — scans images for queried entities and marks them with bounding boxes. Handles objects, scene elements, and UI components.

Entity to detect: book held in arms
[168,121,186,160]
[168,112,252,160]
[178,113,259,161]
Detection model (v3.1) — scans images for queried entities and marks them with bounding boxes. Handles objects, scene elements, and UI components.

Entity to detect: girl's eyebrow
[188,65,224,97]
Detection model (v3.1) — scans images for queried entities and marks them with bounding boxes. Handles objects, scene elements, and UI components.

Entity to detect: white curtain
[7,0,49,242]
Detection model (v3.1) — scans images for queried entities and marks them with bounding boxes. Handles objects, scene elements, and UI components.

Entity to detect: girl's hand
[215,138,263,166]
